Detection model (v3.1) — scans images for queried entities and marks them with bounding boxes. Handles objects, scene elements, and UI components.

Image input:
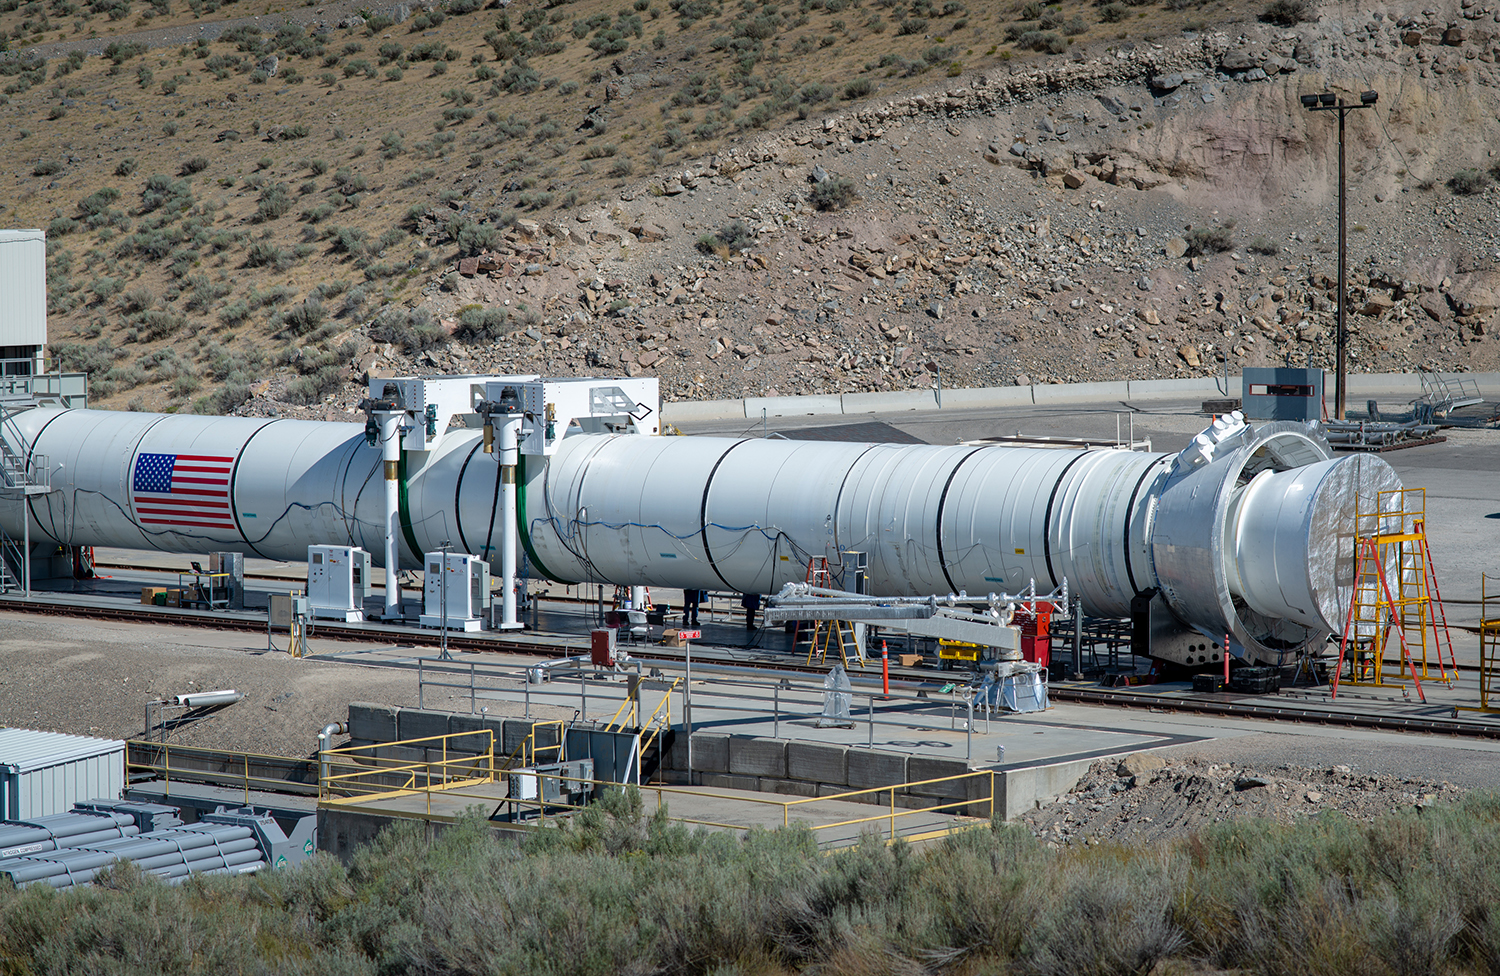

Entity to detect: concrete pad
[1346,372,1421,396]
[1470,371,1500,391]
[841,390,938,414]
[396,707,449,743]
[847,749,907,788]
[1032,380,1130,403]
[501,719,533,755]
[743,395,844,418]
[347,702,396,742]
[446,713,495,754]
[788,741,847,784]
[373,744,425,765]
[661,398,746,423]
[996,757,1096,819]
[728,736,788,777]
[759,777,817,797]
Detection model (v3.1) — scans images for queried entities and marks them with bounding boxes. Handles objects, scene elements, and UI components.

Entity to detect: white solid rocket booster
[0,406,1397,661]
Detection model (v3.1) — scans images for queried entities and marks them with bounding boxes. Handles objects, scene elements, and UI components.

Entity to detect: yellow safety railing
[519,720,566,767]
[319,731,497,806]
[1458,573,1500,714]
[320,764,996,846]
[127,741,316,805]
[636,678,680,760]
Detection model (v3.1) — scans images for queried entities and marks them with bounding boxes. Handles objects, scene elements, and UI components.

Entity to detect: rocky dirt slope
[237,0,1500,418]
[5,0,1499,418]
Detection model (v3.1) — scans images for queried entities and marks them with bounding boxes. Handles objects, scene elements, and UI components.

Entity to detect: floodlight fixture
[1300,94,1319,107]
[1361,90,1378,104]
[1319,93,1337,106]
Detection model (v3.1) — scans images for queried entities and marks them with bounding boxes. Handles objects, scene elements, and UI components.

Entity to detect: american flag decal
[132,452,237,532]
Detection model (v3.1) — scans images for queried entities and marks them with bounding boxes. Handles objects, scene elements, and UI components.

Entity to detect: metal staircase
[0,401,57,596]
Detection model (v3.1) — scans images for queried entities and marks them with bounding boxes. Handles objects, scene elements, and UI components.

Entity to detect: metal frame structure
[1457,574,1500,714]
[1332,488,1455,698]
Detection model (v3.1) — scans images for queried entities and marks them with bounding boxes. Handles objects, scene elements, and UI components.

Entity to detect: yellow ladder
[797,557,863,668]
[1334,488,1455,696]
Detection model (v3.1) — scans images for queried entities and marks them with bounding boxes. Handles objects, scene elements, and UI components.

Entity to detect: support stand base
[419,615,483,632]
[312,608,365,622]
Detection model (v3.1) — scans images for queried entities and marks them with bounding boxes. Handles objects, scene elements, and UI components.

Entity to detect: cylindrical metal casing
[4,408,505,571]
[1,408,1399,661]
[522,435,1170,618]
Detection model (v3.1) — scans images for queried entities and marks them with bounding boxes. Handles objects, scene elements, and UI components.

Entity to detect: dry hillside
[0,0,1497,416]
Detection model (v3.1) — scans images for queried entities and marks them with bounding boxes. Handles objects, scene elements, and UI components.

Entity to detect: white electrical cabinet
[420,552,490,632]
[307,545,372,621]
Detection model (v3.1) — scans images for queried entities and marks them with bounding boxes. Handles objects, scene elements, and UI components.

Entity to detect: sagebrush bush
[2,794,1500,975]
[1448,168,1492,196]
[810,174,858,211]
[1186,222,1235,256]
[452,304,510,343]
[369,305,447,352]
[1261,0,1307,24]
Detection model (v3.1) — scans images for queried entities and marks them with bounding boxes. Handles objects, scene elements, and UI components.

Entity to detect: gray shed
[0,729,126,820]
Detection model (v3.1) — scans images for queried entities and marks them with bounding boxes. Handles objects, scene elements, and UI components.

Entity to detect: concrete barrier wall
[659,371,1470,424]
[347,705,1108,820]
[995,758,1097,820]
[743,394,845,418]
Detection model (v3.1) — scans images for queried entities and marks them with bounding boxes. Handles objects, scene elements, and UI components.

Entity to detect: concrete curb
[661,371,1491,424]
[743,394,845,418]
[661,398,746,423]
[1033,380,1130,403]
[841,390,938,414]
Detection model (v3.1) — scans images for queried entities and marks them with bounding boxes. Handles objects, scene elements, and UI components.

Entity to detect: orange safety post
[882,640,890,697]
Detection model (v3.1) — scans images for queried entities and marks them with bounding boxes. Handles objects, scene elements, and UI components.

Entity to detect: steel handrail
[319,730,496,798]
[633,677,681,760]
[320,771,994,844]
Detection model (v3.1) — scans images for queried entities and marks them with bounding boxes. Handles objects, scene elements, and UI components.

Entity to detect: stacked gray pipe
[0,810,140,859]
[0,822,263,889]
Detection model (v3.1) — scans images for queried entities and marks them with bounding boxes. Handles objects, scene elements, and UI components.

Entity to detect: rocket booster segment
[2,407,1397,661]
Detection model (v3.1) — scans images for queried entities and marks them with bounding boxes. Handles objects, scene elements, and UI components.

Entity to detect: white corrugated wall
[0,730,126,820]
[0,229,48,349]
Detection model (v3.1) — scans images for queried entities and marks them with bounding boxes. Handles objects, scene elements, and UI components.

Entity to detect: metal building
[0,728,126,820]
[0,229,47,379]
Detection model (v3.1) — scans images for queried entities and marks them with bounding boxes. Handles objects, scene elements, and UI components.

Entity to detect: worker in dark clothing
[741,592,761,631]
[682,588,702,627]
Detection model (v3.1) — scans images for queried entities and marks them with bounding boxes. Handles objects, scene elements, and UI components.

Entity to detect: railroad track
[6,593,1497,740]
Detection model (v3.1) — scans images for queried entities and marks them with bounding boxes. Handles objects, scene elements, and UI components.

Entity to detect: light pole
[1301,89,1378,421]
[436,540,454,661]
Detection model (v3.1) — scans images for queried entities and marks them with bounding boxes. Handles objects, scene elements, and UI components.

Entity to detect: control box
[420,551,490,632]
[307,545,372,622]
[1242,367,1324,422]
